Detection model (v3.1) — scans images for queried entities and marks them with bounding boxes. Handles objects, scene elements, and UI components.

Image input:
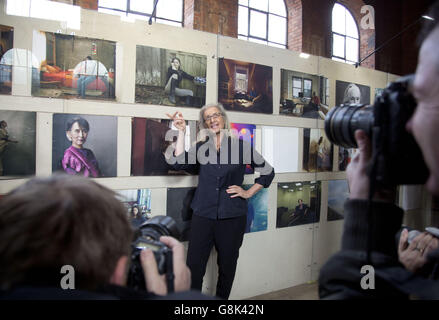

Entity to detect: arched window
[98,0,183,27]
[238,0,287,48]
[331,3,359,64]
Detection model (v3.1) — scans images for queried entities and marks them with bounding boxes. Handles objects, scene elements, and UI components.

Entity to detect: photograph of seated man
[32,32,115,100]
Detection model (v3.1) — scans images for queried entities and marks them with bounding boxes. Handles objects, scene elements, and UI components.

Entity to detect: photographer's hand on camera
[347,130,371,200]
[140,236,191,295]
[398,229,439,274]
[347,130,396,202]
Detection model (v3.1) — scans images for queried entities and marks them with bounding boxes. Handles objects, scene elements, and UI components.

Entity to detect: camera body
[127,215,179,291]
[325,75,429,187]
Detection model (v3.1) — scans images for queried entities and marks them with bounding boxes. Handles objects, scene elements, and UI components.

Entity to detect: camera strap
[165,250,175,293]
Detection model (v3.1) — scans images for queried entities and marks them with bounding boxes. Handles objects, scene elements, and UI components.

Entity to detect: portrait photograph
[218,58,273,114]
[277,181,321,228]
[135,45,207,108]
[0,111,36,178]
[244,184,268,233]
[167,187,196,242]
[230,123,256,174]
[131,117,199,176]
[375,88,384,99]
[338,146,355,171]
[303,129,333,172]
[116,189,152,228]
[0,25,13,95]
[335,80,370,106]
[327,180,349,221]
[32,31,116,100]
[52,113,117,177]
[280,69,330,120]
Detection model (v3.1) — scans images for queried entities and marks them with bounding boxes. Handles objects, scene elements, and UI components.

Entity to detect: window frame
[238,0,287,48]
[292,76,313,99]
[331,3,360,65]
[98,0,183,26]
[235,66,249,92]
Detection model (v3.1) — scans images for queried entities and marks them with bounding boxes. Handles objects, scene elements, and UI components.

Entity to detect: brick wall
[186,0,238,37]
[286,0,375,69]
[286,0,303,52]
[184,0,195,29]
[337,0,375,68]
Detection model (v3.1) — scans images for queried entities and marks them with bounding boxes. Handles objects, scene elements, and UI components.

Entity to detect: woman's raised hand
[166,111,186,132]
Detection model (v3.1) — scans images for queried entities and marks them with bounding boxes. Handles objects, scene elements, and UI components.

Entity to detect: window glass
[238,6,249,36]
[249,10,267,39]
[268,14,286,44]
[332,34,345,58]
[269,0,287,16]
[238,1,286,48]
[346,37,359,62]
[249,0,268,12]
[331,3,359,64]
[130,0,154,13]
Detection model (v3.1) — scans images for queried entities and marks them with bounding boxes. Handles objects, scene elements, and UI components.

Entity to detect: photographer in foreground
[319,2,439,299]
[0,174,207,300]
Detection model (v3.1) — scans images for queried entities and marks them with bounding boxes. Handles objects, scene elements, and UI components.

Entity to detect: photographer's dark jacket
[172,136,275,220]
[319,199,439,299]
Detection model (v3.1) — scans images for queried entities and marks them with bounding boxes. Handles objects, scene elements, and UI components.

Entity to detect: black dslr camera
[127,215,180,291]
[325,75,429,187]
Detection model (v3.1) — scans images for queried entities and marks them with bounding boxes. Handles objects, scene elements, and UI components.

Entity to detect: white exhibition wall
[0,0,402,299]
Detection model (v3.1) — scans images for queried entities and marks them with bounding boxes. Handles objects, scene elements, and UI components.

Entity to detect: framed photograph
[131,117,199,176]
[218,58,272,114]
[303,129,333,172]
[32,31,116,100]
[135,45,206,108]
[0,25,14,95]
[277,181,321,228]
[116,189,152,228]
[280,69,330,119]
[335,80,370,105]
[375,88,384,99]
[327,180,349,221]
[52,114,117,177]
[338,146,355,171]
[0,111,36,178]
[230,123,256,174]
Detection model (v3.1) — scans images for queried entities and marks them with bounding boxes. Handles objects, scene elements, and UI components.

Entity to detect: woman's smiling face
[203,106,225,134]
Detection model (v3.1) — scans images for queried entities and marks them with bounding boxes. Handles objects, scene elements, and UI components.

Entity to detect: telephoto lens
[324,75,429,186]
[324,104,374,149]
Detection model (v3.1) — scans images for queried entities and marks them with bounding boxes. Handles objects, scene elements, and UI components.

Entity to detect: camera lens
[140,215,180,241]
[324,104,374,149]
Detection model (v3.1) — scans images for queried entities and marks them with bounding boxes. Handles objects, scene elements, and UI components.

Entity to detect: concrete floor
[247,282,319,300]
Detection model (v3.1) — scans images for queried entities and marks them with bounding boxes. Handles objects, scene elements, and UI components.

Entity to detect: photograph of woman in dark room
[166,103,275,299]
